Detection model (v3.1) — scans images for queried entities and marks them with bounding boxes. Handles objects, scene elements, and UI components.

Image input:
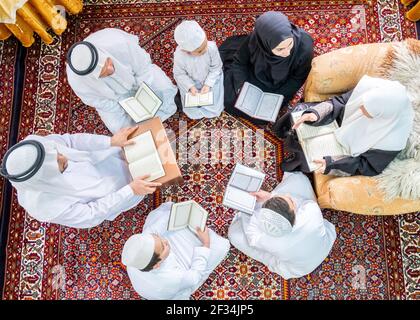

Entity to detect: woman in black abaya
[219,11,314,125]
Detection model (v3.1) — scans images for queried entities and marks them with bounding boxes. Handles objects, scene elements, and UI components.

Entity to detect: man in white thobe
[0,127,161,228]
[122,202,230,300]
[173,20,224,119]
[66,28,177,134]
[228,172,336,279]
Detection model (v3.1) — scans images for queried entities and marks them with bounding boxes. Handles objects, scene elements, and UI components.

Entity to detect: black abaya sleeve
[230,36,252,93]
[323,149,400,177]
[302,89,354,126]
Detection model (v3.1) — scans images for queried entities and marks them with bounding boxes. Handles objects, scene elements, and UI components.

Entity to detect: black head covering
[248,11,305,88]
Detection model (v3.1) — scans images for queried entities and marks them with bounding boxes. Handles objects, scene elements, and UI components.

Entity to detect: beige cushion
[304,42,393,102]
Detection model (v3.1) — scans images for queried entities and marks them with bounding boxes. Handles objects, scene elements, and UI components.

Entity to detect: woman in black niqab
[219,11,314,125]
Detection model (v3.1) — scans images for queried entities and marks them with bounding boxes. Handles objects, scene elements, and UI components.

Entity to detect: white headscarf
[9,135,122,221]
[174,20,206,52]
[258,208,293,237]
[66,28,151,101]
[335,75,414,156]
[122,234,156,270]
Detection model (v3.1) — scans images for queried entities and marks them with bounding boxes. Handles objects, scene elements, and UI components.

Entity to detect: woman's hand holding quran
[129,174,162,195]
[292,112,318,130]
[111,126,138,148]
[313,159,327,174]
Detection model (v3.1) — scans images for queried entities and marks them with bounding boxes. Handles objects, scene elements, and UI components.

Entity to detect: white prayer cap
[259,208,293,237]
[174,20,206,52]
[122,234,156,270]
[66,41,107,78]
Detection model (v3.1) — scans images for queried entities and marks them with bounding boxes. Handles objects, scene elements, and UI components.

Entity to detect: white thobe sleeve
[142,202,173,235]
[126,41,153,78]
[173,53,195,92]
[243,213,264,247]
[50,185,142,229]
[177,246,210,291]
[204,44,223,88]
[46,133,111,151]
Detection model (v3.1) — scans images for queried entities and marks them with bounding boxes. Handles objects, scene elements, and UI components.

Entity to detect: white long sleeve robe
[173,41,224,119]
[26,133,144,229]
[126,203,230,300]
[67,28,177,134]
[228,172,336,279]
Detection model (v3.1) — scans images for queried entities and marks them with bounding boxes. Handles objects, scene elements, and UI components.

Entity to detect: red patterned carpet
[1,0,419,300]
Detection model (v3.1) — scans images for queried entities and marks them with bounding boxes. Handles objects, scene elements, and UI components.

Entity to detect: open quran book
[235,82,283,122]
[291,110,349,172]
[185,91,214,108]
[127,117,184,187]
[223,163,266,215]
[168,200,208,234]
[119,82,162,123]
[124,130,165,182]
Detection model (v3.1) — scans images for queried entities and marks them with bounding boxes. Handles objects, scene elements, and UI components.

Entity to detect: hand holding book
[292,112,318,130]
[313,159,327,174]
[250,190,272,203]
[195,226,210,248]
[129,174,162,195]
[111,126,139,148]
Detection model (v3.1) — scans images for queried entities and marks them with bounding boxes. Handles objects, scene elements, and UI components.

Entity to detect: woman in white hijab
[275,75,414,176]
[0,127,161,228]
[66,28,177,134]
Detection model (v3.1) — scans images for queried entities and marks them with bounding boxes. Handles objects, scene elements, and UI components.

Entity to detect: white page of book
[199,92,213,105]
[255,94,281,121]
[292,110,338,139]
[188,203,208,232]
[120,98,150,123]
[305,134,346,171]
[230,164,265,192]
[135,85,160,114]
[128,152,165,181]
[240,84,261,114]
[124,131,156,163]
[169,202,192,231]
[230,172,252,191]
[224,186,256,213]
[230,173,263,193]
[185,92,213,107]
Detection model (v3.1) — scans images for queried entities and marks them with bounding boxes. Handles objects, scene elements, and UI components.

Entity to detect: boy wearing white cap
[66,28,177,134]
[228,172,336,279]
[173,20,224,119]
[122,202,230,300]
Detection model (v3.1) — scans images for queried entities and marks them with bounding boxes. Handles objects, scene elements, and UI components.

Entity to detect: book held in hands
[119,82,162,123]
[168,200,208,234]
[125,117,184,187]
[223,163,266,215]
[185,91,214,108]
[124,130,165,182]
[234,82,284,122]
[291,110,349,172]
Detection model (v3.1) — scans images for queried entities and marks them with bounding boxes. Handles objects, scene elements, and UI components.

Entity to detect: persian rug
[0,38,18,215]
[1,0,419,300]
